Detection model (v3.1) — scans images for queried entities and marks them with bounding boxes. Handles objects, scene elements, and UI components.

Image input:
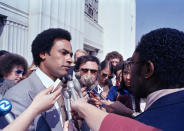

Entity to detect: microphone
[73,79,83,98]
[88,83,106,100]
[0,98,14,123]
[75,71,81,80]
[63,88,72,120]
[67,75,78,101]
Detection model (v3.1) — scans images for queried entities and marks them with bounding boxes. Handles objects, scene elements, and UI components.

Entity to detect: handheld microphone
[75,72,81,80]
[0,98,14,123]
[73,79,83,98]
[63,88,72,120]
[88,83,106,100]
[67,75,78,101]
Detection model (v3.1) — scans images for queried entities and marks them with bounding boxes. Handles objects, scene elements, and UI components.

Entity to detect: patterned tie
[57,94,67,124]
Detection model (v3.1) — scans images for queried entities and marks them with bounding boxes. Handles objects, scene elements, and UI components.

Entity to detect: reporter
[3,85,62,131]
[0,53,28,84]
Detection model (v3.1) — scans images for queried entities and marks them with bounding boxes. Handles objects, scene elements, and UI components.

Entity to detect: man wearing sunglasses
[3,28,73,131]
[75,55,100,89]
[74,55,100,130]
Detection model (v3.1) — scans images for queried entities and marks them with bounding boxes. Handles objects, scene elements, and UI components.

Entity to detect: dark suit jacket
[135,90,184,131]
[2,72,63,131]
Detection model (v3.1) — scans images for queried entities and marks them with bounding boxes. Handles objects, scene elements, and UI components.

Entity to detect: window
[85,0,98,23]
[88,6,93,18]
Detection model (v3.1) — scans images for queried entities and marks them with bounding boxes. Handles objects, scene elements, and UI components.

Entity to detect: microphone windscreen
[0,98,14,123]
[73,79,81,91]
[75,72,81,80]
[0,98,12,116]
[67,75,72,81]
[73,79,83,98]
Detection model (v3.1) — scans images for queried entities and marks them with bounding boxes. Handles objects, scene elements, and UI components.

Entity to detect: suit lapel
[28,72,45,98]
[28,72,63,130]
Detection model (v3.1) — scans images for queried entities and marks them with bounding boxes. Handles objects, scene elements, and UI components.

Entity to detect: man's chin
[57,71,67,78]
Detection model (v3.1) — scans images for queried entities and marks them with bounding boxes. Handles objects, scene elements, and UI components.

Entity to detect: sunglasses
[80,68,98,74]
[123,71,131,75]
[15,70,24,75]
[102,73,113,79]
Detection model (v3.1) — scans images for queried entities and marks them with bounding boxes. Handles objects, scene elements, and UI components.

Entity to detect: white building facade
[98,0,136,60]
[0,0,135,63]
[0,0,104,64]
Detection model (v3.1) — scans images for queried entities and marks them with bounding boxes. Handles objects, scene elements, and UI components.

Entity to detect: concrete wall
[0,0,136,63]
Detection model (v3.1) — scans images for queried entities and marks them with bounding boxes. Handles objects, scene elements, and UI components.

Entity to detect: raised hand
[30,85,62,114]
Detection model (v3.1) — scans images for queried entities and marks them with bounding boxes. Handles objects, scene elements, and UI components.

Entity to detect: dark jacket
[135,90,184,131]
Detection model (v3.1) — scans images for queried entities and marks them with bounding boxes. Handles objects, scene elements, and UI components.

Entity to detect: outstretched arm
[3,85,62,131]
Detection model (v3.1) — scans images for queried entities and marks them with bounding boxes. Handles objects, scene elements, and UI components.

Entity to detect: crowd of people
[0,27,184,131]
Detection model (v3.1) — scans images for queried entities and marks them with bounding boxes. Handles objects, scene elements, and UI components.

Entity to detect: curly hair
[105,51,123,63]
[135,28,184,87]
[32,28,71,66]
[0,53,28,77]
[0,50,9,56]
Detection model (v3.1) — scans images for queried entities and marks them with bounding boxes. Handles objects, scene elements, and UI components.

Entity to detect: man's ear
[40,53,46,60]
[144,60,154,79]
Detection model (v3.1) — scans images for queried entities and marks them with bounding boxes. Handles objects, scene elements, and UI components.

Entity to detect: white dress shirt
[35,68,64,127]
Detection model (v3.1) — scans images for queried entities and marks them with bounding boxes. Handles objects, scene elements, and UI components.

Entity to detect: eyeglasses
[102,73,113,79]
[111,61,119,64]
[80,68,98,74]
[123,71,131,75]
[128,60,145,67]
[15,70,24,75]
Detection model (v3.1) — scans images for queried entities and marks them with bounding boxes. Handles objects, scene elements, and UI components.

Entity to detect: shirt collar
[35,68,54,88]
[145,88,184,110]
